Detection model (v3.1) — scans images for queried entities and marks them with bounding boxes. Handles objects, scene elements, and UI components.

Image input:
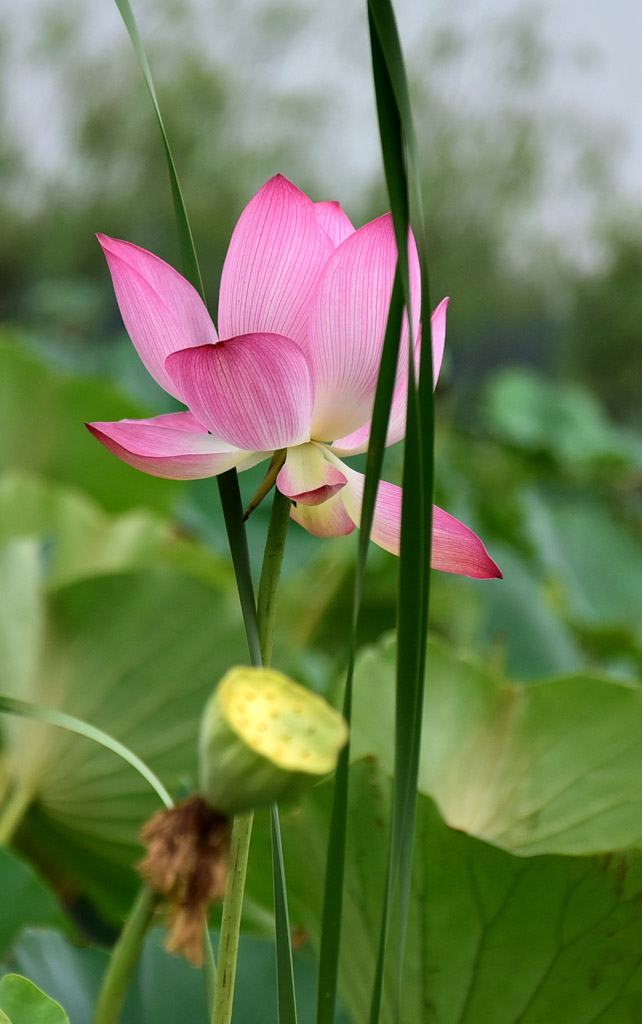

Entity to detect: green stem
[92,887,159,1024]
[0,784,31,846]
[211,811,253,1024]
[257,486,291,666]
[217,470,262,668]
[211,486,291,1024]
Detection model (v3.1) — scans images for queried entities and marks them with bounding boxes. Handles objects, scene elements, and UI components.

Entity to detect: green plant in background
[0,974,69,1024]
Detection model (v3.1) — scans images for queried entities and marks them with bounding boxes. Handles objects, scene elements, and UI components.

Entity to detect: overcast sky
[3,0,642,249]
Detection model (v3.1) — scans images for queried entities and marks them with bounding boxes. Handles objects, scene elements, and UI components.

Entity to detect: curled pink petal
[97,235,217,400]
[165,333,314,452]
[86,412,261,480]
[289,490,355,538]
[431,505,502,578]
[308,214,421,442]
[330,298,450,457]
[314,201,355,247]
[337,461,501,578]
[276,443,347,506]
[218,175,333,348]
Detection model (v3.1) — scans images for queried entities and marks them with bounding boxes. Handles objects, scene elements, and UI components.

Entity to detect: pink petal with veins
[330,297,450,456]
[289,490,356,538]
[336,461,502,578]
[218,175,333,348]
[308,214,420,442]
[165,333,314,453]
[276,443,347,506]
[97,235,217,400]
[86,412,261,480]
[314,201,355,247]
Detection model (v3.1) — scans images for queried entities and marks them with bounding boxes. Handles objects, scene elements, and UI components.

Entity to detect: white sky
[2,0,642,252]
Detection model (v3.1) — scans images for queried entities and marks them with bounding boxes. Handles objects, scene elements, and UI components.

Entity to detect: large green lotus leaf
[0,472,232,590]
[0,542,43,709]
[484,369,642,469]
[0,538,245,916]
[0,850,67,957]
[351,635,642,855]
[275,759,642,1024]
[479,545,582,679]
[0,337,180,513]
[0,975,68,1024]
[526,494,642,639]
[5,928,324,1024]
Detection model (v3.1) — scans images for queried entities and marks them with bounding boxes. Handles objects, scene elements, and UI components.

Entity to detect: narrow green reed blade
[366,0,436,1021]
[113,0,203,299]
[271,804,298,1024]
[112,0,261,669]
[0,696,173,810]
[316,271,404,1024]
[316,11,410,1020]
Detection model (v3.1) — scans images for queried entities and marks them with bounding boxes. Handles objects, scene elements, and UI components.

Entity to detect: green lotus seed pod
[198,666,348,815]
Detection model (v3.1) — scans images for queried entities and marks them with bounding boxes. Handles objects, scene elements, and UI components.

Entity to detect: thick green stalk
[256,485,291,666]
[92,887,159,1024]
[211,811,254,1024]
[211,486,291,1024]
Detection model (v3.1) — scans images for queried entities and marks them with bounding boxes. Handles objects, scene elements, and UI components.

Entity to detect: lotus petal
[86,412,261,480]
[98,235,217,400]
[335,460,502,578]
[330,298,450,457]
[314,201,355,247]
[218,175,333,348]
[307,214,420,442]
[276,442,347,506]
[289,490,356,538]
[166,333,314,452]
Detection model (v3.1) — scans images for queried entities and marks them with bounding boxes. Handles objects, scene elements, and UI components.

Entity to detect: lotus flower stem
[211,486,291,1024]
[210,810,253,1024]
[92,887,159,1024]
[257,485,291,665]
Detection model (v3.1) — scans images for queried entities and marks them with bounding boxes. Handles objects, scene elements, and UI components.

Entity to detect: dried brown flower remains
[139,795,230,965]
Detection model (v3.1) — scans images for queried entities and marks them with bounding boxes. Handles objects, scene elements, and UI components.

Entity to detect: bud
[199,666,348,815]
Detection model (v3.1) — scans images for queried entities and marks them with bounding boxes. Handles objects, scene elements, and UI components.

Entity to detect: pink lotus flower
[88,175,500,579]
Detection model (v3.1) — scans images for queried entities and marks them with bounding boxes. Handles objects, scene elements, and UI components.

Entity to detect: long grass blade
[316,7,414,1017]
[113,0,203,296]
[366,0,436,1019]
[112,0,261,668]
[316,270,404,1024]
[258,493,299,1024]
[0,695,173,809]
[271,804,298,1024]
[315,30,409,1020]
[315,35,407,1014]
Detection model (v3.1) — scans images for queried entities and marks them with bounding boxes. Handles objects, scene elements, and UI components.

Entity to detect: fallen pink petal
[88,174,501,579]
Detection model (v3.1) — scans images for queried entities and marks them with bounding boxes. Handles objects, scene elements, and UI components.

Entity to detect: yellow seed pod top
[219,667,348,775]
